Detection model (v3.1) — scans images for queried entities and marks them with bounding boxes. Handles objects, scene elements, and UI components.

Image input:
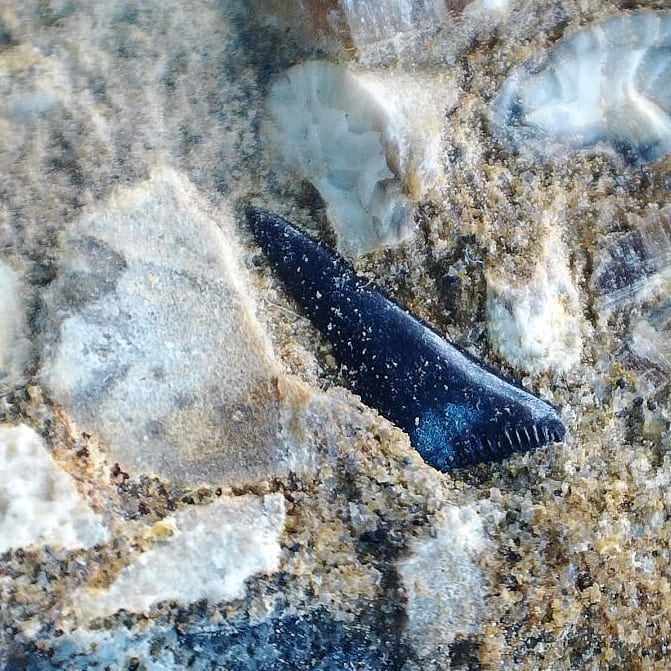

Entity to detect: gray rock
[0,260,28,388]
[41,168,314,485]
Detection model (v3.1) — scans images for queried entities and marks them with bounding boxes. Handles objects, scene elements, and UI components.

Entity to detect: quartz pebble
[0,424,108,553]
[493,10,671,161]
[268,61,452,256]
[486,231,582,375]
[75,494,285,619]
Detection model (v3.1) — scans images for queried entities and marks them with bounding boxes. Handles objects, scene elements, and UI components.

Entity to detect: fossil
[247,208,566,470]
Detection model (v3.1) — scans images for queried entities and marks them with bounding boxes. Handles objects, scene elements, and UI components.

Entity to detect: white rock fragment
[0,261,28,387]
[0,424,108,553]
[339,0,448,47]
[493,10,671,161]
[486,231,582,375]
[268,61,454,256]
[41,167,313,486]
[76,493,286,618]
[398,504,489,657]
[463,0,512,20]
[472,0,511,12]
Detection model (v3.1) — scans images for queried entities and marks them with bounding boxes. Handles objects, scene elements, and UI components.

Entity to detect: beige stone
[41,168,314,485]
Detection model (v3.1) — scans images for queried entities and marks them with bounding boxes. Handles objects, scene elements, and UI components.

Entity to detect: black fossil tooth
[247,208,566,471]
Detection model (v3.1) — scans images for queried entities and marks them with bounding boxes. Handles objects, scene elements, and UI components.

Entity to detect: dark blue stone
[5,610,407,670]
[178,611,406,670]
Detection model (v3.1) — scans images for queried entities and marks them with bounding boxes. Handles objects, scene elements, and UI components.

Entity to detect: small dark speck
[459,233,477,245]
[503,547,521,563]
[360,528,388,544]
[111,462,129,481]
[505,510,519,525]
[250,252,266,268]
[0,24,18,48]
[576,570,594,591]
[448,635,482,670]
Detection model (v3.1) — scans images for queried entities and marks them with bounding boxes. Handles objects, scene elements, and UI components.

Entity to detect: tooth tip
[543,412,567,444]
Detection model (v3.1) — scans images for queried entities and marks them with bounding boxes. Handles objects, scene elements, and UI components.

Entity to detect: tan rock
[41,168,314,485]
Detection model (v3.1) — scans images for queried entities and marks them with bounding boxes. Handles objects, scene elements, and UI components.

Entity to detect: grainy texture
[1,1,671,669]
[40,168,317,486]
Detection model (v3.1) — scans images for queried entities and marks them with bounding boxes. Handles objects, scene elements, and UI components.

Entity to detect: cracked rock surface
[2,1,671,669]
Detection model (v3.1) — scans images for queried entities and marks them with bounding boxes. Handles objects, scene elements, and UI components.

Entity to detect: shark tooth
[247,208,566,470]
